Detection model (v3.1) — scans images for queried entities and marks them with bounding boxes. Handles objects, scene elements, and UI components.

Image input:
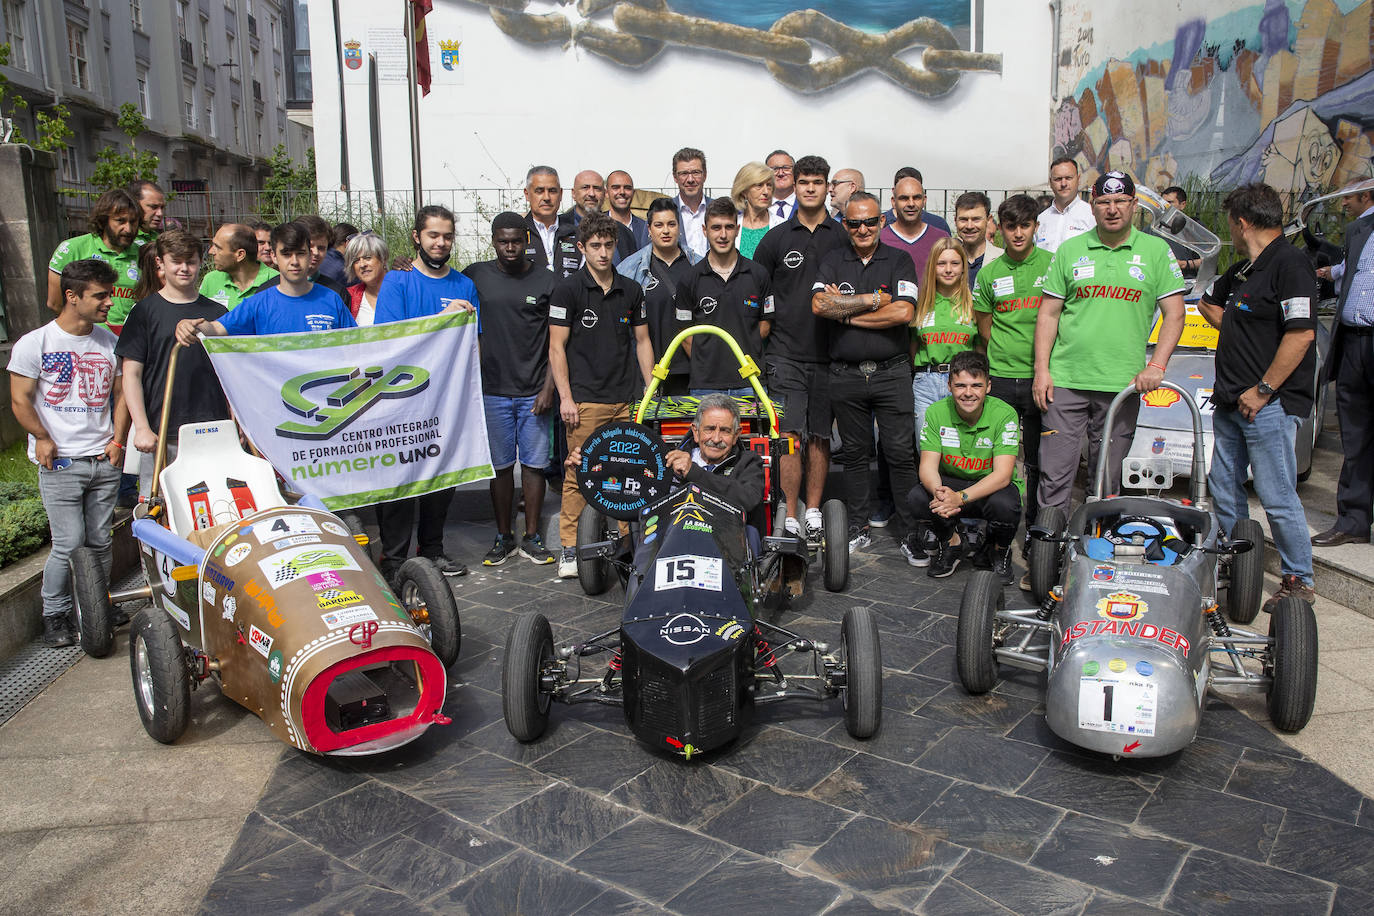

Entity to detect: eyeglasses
[830,179,855,188]
[771,165,793,174]
[843,216,881,229]
[675,169,704,179]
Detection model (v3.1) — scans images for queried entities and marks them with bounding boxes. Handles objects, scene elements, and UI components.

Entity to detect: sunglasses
[843,216,881,229]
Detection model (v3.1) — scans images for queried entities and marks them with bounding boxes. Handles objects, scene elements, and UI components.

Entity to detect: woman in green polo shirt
[910,237,977,439]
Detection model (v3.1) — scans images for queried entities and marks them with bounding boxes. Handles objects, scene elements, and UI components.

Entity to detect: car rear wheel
[1028,506,1066,602]
[397,557,461,667]
[503,612,554,742]
[957,570,1003,694]
[839,606,881,738]
[1267,596,1318,732]
[1226,519,1266,625]
[576,505,613,596]
[822,499,849,592]
[129,608,190,744]
[70,546,114,658]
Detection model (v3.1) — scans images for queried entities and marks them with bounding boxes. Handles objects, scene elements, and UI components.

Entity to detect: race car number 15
[655,555,723,592]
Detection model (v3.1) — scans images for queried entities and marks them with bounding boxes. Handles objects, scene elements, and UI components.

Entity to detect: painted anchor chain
[467,0,1002,97]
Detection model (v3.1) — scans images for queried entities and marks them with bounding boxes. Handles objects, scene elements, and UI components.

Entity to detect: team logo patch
[699,296,718,315]
[580,309,599,328]
[783,250,804,269]
[1092,565,1114,581]
[1097,592,1148,621]
[1128,266,1145,282]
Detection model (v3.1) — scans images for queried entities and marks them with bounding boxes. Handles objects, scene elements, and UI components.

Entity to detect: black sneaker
[483,534,517,567]
[991,544,1015,585]
[966,528,992,570]
[519,533,556,565]
[430,554,469,577]
[928,538,965,579]
[42,616,75,648]
[900,532,930,568]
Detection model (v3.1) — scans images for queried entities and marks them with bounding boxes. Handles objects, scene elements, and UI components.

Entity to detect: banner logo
[277,365,430,441]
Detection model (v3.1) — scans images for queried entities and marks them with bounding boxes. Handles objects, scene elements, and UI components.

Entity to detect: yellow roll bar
[634,325,779,438]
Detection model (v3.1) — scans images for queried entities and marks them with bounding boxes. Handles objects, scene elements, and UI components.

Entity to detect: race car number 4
[655,555,723,592]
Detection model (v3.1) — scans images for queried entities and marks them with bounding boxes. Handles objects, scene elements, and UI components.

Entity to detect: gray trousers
[1036,387,1140,515]
[37,456,121,618]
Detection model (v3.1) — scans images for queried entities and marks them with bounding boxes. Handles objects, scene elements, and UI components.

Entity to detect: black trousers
[907,472,1022,543]
[990,374,1042,530]
[830,361,917,532]
[1335,330,1374,534]
[378,487,454,563]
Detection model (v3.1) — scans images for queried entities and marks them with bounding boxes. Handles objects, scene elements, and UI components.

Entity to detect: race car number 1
[655,555,723,592]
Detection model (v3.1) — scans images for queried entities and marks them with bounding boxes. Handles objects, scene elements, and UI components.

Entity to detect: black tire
[1227,518,1266,625]
[956,570,1003,694]
[1268,596,1318,732]
[822,499,849,592]
[576,505,613,596]
[1028,505,1066,602]
[840,606,882,738]
[503,612,555,742]
[129,607,190,744]
[70,546,114,658]
[396,557,461,667]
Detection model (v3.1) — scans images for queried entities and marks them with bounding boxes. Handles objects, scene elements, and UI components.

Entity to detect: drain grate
[0,642,84,727]
[0,570,150,729]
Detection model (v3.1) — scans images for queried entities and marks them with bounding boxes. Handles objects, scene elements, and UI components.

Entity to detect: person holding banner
[549,213,655,578]
[173,222,357,342]
[465,212,558,567]
[372,205,480,580]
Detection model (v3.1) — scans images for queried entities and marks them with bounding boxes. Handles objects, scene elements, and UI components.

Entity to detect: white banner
[201,313,492,510]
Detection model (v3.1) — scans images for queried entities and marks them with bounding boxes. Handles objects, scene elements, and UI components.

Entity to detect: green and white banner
[202,312,493,510]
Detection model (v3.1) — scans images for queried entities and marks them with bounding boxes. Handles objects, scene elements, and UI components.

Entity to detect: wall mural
[456,0,1002,97]
[1053,0,1374,200]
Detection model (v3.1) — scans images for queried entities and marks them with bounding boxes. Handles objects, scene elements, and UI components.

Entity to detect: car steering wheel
[1104,515,1168,546]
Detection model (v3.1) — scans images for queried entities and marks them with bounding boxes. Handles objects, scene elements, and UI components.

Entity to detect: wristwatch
[960,490,969,503]
[1257,380,1276,397]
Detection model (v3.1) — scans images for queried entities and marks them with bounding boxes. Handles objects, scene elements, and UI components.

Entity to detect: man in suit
[523,165,579,278]
[1313,180,1374,547]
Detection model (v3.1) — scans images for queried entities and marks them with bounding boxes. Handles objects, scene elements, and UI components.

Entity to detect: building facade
[0,0,313,231]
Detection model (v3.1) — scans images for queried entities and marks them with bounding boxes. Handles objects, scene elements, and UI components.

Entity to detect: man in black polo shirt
[466,212,559,568]
[549,213,654,577]
[754,154,846,537]
[683,198,773,396]
[1199,183,1317,611]
[812,192,922,560]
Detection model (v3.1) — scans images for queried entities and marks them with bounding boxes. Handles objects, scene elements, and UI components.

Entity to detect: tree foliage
[257,144,317,223]
[0,43,72,152]
[89,103,159,192]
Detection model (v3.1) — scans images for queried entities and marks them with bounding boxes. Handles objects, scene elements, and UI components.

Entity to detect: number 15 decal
[655,555,723,592]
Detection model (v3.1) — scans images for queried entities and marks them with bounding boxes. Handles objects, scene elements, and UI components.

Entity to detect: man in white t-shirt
[7,259,126,647]
[1035,157,1095,252]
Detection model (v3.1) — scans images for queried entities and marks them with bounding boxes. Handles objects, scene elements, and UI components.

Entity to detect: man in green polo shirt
[910,350,1024,581]
[47,189,143,333]
[127,179,166,248]
[1033,171,1185,517]
[975,192,1052,585]
[200,223,279,310]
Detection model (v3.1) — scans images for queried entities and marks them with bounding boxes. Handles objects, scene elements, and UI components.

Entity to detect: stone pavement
[4,488,1374,915]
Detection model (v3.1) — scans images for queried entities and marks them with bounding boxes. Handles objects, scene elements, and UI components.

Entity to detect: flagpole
[404,2,423,211]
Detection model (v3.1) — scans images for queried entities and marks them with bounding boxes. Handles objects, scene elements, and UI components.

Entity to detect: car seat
[1084,518,1184,566]
[159,421,286,539]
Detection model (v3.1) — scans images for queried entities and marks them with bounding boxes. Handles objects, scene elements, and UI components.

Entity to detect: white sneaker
[804,508,823,539]
[784,516,801,536]
[558,547,577,579]
[847,527,871,553]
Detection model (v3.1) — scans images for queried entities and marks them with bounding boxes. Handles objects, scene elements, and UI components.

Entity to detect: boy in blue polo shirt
[174,222,354,344]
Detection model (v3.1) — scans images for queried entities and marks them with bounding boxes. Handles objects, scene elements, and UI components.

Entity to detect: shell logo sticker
[1141,389,1181,408]
[1097,592,1148,622]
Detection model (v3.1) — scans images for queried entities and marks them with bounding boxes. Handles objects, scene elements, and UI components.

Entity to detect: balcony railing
[180,38,194,65]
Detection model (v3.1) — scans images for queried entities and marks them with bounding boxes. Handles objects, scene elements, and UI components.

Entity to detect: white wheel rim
[135,634,155,711]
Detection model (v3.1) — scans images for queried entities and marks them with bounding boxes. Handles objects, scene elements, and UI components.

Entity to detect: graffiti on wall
[456,0,1001,97]
[1054,0,1374,198]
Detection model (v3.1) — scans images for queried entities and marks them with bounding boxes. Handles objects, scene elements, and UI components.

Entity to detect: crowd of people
[12,147,1368,650]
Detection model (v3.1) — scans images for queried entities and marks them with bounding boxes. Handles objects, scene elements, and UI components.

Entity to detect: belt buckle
[859,360,877,376]
[936,363,950,373]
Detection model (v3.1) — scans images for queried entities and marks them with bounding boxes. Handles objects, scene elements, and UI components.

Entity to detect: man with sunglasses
[812,192,923,562]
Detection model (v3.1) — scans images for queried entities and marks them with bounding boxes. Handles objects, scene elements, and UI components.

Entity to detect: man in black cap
[1034,171,1186,514]
[466,212,558,567]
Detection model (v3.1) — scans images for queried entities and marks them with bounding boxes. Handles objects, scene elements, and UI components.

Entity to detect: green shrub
[0,496,48,566]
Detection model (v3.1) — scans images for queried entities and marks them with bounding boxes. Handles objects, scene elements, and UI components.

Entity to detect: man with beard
[47,189,143,333]
[372,205,480,580]
[606,170,649,251]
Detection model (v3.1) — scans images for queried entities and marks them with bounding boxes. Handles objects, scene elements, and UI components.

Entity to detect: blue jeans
[1209,402,1313,585]
[483,395,552,471]
[37,457,121,618]
[912,371,949,442]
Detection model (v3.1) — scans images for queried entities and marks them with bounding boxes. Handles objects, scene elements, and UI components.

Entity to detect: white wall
[310,0,1054,204]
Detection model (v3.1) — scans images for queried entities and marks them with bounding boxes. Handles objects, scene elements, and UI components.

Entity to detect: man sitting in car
[663,393,765,516]
[908,350,1023,583]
